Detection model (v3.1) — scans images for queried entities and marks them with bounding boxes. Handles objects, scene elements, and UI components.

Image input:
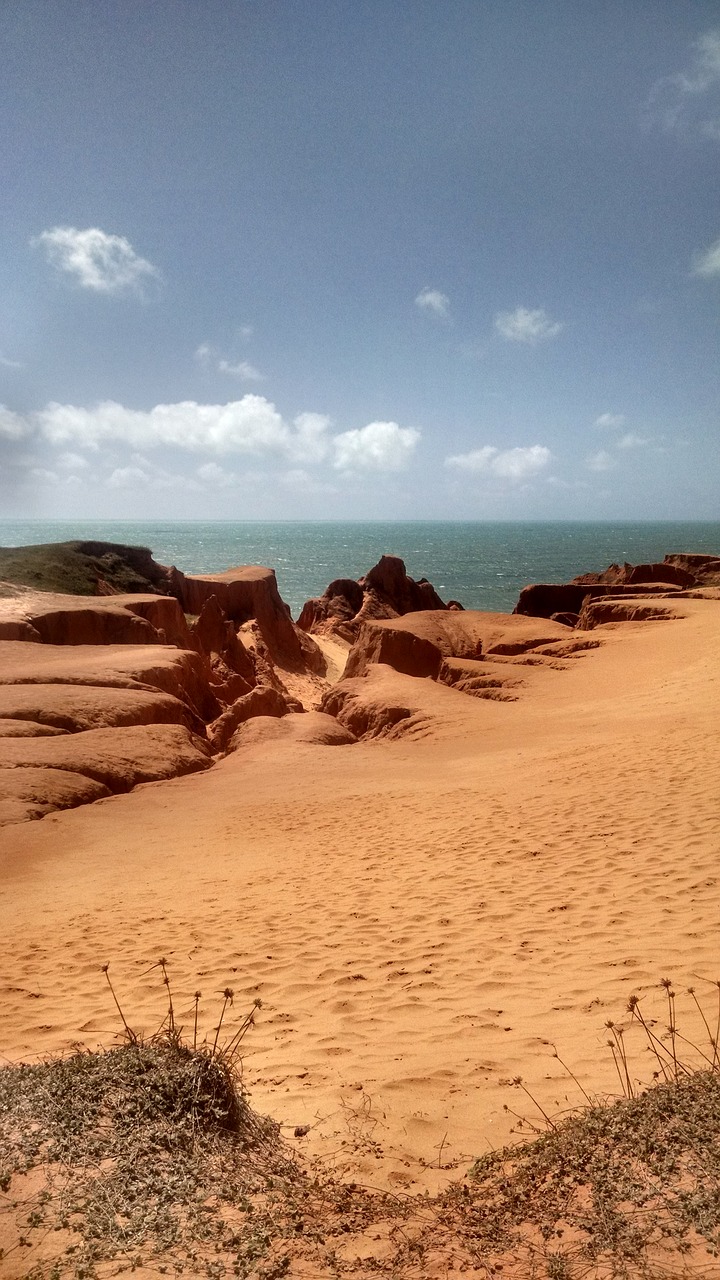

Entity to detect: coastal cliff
[1,540,718,823]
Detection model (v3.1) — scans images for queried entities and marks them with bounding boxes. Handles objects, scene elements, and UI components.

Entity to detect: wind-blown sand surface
[1,599,719,1198]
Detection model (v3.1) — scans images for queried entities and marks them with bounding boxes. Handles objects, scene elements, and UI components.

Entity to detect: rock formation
[0,540,324,676]
[0,592,193,648]
[297,554,457,642]
[170,564,324,674]
[514,554,720,623]
[0,543,326,826]
[576,598,678,630]
[321,610,596,739]
[228,711,357,752]
[2,541,717,820]
[0,641,217,825]
[207,686,290,753]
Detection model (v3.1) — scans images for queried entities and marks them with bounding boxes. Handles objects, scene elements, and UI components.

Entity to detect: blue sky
[1,1,719,520]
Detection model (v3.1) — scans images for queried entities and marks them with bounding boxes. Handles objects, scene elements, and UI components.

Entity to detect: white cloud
[196,341,264,381]
[0,405,29,440]
[415,287,451,318]
[586,450,616,472]
[546,475,591,493]
[594,412,626,429]
[108,465,150,489]
[692,235,720,277]
[291,412,331,464]
[194,343,213,365]
[36,396,291,456]
[23,464,87,491]
[684,29,720,91]
[56,451,90,471]
[445,445,497,474]
[0,354,22,369]
[445,444,551,480]
[616,432,651,450]
[107,459,200,492]
[7,398,420,478]
[217,359,264,381]
[34,226,160,295]
[279,468,339,496]
[494,307,563,344]
[30,467,60,485]
[332,421,420,472]
[648,29,720,134]
[197,462,237,487]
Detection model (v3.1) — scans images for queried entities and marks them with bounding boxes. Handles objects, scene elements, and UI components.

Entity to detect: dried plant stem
[193,991,201,1050]
[715,980,720,1067]
[606,1023,634,1099]
[608,1040,629,1099]
[157,957,175,1038]
[101,964,137,1045]
[689,986,719,1069]
[662,979,679,1082]
[627,997,671,1083]
[212,988,234,1056]
[551,1045,593,1105]
[512,1077,557,1130]
[221,999,262,1064]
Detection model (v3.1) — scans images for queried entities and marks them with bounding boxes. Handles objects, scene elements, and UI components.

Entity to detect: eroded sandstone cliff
[0,545,326,825]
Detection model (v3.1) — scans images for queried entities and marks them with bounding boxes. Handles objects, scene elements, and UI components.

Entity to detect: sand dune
[0,598,719,1205]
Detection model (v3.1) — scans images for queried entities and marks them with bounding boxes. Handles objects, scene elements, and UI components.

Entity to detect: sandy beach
[2,594,719,1209]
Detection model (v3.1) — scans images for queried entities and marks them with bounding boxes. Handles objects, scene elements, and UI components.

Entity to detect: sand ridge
[0,599,718,1200]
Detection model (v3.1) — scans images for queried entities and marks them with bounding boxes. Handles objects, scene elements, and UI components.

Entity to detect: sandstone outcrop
[342,610,575,681]
[0,767,113,826]
[207,686,290,753]
[362,555,448,614]
[0,540,325,679]
[514,581,683,620]
[664,553,720,581]
[0,724,210,826]
[170,565,324,674]
[320,661,507,741]
[297,555,454,642]
[0,640,217,721]
[228,711,357,752]
[0,556,316,824]
[344,624,445,681]
[0,683,200,734]
[515,554,720,622]
[0,640,219,825]
[0,719,67,738]
[0,592,193,648]
[187,595,258,704]
[321,610,594,740]
[3,541,716,821]
[438,658,521,701]
[576,599,679,630]
[320,670,420,740]
[1,724,211,792]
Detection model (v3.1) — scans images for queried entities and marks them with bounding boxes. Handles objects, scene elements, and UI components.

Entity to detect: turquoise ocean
[1,521,718,619]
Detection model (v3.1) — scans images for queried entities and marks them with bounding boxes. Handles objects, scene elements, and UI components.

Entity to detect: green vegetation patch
[0,540,170,597]
[423,1069,720,1278]
[0,1038,302,1277]
[4,974,720,1278]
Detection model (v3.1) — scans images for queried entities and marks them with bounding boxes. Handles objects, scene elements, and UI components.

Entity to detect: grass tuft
[0,970,294,1277]
[4,976,720,1277]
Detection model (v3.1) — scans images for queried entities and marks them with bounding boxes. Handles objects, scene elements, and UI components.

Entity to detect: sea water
[0,520,718,618]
